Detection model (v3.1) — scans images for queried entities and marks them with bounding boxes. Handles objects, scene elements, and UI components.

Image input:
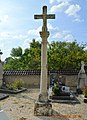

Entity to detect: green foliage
[3,39,87,70]
[10,47,22,57]
[83,89,87,97]
[52,83,60,95]
[48,41,87,70]
[6,79,24,90]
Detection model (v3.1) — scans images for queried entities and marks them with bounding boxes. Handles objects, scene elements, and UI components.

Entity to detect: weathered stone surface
[34,102,52,116]
[38,92,48,102]
[0,93,9,100]
[34,6,55,111]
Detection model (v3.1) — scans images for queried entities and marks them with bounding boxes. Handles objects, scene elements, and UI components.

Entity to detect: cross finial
[34,6,55,32]
[43,6,47,14]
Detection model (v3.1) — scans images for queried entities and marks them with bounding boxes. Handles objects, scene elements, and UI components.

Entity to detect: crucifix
[34,6,55,116]
[34,6,55,101]
[34,6,55,32]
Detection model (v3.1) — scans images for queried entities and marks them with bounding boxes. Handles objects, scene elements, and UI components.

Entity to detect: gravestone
[77,61,87,90]
[34,6,55,116]
[0,50,3,88]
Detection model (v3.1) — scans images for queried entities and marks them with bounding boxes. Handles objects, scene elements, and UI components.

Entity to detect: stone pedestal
[34,102,52,116]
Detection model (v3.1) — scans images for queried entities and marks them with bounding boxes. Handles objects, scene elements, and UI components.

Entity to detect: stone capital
[39,31,49,38]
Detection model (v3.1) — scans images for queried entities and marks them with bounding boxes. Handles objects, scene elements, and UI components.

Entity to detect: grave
[34,6,55,116]
[0,93,9,100]
[0,87,27,94]
[77,61,87,103]
[0,50,9,100]
[77,61,87,94]
[0,50,27,94]
[0,78,27,94]
[48,77,78,103]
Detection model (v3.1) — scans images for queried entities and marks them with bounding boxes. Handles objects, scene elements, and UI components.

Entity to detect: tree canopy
[3,39,87,70]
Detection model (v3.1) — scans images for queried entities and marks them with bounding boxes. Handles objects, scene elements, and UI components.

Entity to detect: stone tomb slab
[0,87,27,94]
[0,110,9,120]
[0,93,9,100]
[50,95,74,100]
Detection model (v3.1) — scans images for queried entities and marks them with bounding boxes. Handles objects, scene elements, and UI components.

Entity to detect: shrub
[6,79,24,90]
[83,88,87,98]
[52,83,60,95]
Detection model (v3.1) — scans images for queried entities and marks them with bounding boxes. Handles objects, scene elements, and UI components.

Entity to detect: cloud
[27,23,74,42]
[50,1,69,13]
[27,26,42,37]
[49,0,55,4]
[49,0,81,22]
[0,32,10,38]
[12,34,28,40]
[52,30,74,42]
[27,23,58,37]
[49,0,71,4]
[65,4,81,22]
[64,34,74,42]
[65,4,81,17]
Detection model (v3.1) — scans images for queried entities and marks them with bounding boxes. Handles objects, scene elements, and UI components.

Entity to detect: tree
[10,47,22,57]
[48,41,87,70]
[29,39,41,69]
[3,39,87,70]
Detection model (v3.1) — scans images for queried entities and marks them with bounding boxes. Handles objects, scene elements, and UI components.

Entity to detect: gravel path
[0,89,87,120]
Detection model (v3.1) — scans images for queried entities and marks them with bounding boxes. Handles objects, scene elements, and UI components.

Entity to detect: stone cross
[34,6,55,32]
[34,6,55,116]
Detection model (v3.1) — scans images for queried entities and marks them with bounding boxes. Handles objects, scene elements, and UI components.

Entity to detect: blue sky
[0,0,87,60]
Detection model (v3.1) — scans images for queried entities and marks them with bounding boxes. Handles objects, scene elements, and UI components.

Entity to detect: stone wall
[4,75,41,88]
[3,70,87,90]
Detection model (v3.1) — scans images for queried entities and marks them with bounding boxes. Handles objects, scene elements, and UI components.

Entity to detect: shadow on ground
[36,110,69,120]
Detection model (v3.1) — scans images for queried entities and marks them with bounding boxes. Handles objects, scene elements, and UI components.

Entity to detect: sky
[0,0,87,61]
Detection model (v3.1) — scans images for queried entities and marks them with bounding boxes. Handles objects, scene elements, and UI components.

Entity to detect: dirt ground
[0,89,87,120]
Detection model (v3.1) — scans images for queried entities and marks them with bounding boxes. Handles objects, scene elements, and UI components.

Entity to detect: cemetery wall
[3,75,41,88]
[3,70,50,88]
[3,74,77,89]
[3,70,85,90]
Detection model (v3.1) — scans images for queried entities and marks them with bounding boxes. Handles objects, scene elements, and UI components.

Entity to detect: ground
[0,89,87,120]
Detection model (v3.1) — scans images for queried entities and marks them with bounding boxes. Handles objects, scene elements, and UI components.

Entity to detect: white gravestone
[77,61,87,89]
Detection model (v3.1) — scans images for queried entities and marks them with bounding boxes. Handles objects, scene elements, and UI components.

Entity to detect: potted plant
[52,83,60,96]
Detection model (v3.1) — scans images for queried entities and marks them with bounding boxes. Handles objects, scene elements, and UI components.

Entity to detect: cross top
[34,6,55,32]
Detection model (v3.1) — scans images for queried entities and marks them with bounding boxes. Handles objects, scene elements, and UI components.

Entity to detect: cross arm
[34,15,43,19]
[47,14,55,19]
